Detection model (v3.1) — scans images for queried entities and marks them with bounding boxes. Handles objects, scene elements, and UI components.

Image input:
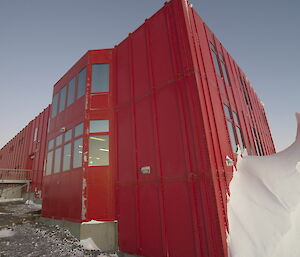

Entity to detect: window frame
[88,119,110,167]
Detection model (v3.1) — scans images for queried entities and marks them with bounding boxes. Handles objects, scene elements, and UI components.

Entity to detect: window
[67,77,75,106]
[77,68,86,99]
[62,143,71,171]
[33,127,38,142]
[59,86,67,112]
[239,76,252,109]
[219,53,230,86]
[73,138,83,168]
[224,105,231,119]
[55,135,62,147]
[224,104,244,152]
[227,121,237,152]
[91,64,109,93]
[47,139,54,150]
[210,42,222,77]
[232,111,239,125]
[54,148,62,173]
[74,123,84,137]
[90,120,109,133]
[45,151,53,175]
[89,135,109,166]
[64,129,72,142]
[51,94,59,118]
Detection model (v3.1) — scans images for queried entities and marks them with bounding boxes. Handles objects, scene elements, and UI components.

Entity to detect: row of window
[51,64,110,119]
[224,104,244,153]
[210,42,230,86]
[45,120,109,175]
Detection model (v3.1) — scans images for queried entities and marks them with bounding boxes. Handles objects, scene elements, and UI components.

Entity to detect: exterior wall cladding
[0,0,275,256]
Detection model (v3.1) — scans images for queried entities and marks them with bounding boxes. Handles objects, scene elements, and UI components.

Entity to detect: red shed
[113,0,275,256]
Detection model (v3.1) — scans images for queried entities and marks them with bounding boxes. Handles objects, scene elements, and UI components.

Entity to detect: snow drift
[228,113,300,257]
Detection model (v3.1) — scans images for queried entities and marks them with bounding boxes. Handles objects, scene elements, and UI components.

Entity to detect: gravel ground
[0,201,117,257]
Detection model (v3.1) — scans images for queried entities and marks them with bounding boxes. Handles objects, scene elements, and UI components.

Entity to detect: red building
[113,0,274,257]
[0,0,275,256]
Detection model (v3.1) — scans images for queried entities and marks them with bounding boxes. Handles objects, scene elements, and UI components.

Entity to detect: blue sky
[0,0,299,151]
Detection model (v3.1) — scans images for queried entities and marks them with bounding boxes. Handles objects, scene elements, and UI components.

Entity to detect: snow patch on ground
[25,199,42,210]
[0,228,15,238]
[228,113,300,257]
[80,237,101,250]
[0,198,23,203]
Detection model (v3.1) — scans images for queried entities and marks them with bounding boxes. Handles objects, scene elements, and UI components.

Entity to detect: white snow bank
[80,238,100,251]
[228,113,300,257]
[0,198,23,203]
[25,200,42,210]
[0,229,15,238]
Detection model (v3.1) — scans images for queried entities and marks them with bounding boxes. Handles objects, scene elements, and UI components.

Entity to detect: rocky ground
[0,200,117,257]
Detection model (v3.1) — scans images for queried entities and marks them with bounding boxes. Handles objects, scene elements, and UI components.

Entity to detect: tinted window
[54,148,62,173]
[210,42,221,77]
[227,121,237,152]
[73,138,83,168]
[67,77,75,106]
[64,129,72,142]
[62,143,71,171]
[90,120,109,133]
[220,61,230,86]
[51,94,59,118]
[88,135,109,166]
[59,86,67,112]
[75,123,84,137]
[236,126,244,149]
[77,68,86,99]
[91,64,109,93]
[45,151,53,175]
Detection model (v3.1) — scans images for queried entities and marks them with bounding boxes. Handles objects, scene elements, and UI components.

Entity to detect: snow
[80,237,100,250]
[82,219,106,224]
[0,198,23,203]
[228,113,300,257]
[0,228,15,238]
[25,199,42,210]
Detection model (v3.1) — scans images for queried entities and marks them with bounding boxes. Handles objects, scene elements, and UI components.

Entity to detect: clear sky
[0,0,299,151]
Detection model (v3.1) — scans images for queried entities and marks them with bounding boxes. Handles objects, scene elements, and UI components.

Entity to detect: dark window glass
[236,126,244,149]
[67,77,75,106]
[75,123,84,137]
[62,143,71,171]
[59,86,67,112]
[77,68,86,99]
[91,64,109,93]
[73,138,83,168]
[54,148,62,173]
[51,94,59,118]
[220,61,230,86]
[88,135,109,166]
[64,129,72,142]
[224,105,231,119]
[227,121,237,152]
[45,151,53,176]
[90,120,109,133]
[210,42,222,77]
[47,139,54,150]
